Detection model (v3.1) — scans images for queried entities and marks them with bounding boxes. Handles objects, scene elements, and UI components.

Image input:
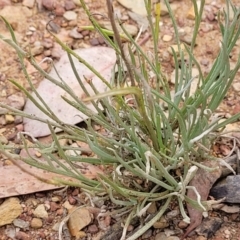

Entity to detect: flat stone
[63,11,77,21]
[117,0,147,16]
[195,217,223,238]
[13,219,29,229]
[69,27,83,39]
[68,207,92,237]
[210,175,240,203]
[33,204,48,219]
[0,198,22,227]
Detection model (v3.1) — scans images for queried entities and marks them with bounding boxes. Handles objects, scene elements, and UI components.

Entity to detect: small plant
[1,0,240,239]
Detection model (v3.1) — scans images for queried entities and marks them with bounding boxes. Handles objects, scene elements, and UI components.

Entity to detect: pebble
[5,226,16,239]
[142,229,152,239]
[63,10,77,21]
[55,4,65,16]
[153,217,169,229]
[65,0,76,10]
[155,232,180,240]
[22,0,35,8]
[69,27,83,39]
[42,0,55,11]
[88,224,98,234]
[0,198,22,227]
[30,218,43,228]
[31,45,44,56]
[162,34,172,42]
[50,202,60,212]
[68,195,77,205]
[178,220,189,229]
[5,114,15,123]
[15,231,30,240]
[13,219,29,229]
[168,43,185,55]
[68,207,92,235]
[89,38,99,46]
[7,94,25,110]
[42,38,53,49]
[72,0,81,6]
[166,209,179,220]
[33,204,48,219]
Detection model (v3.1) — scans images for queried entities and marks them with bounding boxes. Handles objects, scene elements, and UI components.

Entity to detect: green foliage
[1,0,240,239]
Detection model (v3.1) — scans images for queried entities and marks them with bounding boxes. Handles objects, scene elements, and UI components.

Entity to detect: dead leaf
[0,148,103,199]
[181,160,222,239]
[23,47,116,137]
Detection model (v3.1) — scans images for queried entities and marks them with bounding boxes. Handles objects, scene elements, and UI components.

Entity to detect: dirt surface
[0,0,240,239]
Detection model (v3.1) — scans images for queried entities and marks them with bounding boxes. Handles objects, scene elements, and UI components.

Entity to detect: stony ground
[0,0,240,239]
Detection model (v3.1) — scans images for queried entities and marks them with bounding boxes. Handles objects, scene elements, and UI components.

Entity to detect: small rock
[155,232,180,240]
[5,114,15,123]
[167,43,185,55]
[206,11,215,22]
[147,202,157,214]
[33,204,48,219]
[153,217,169,229]
[13,219,29,229]
[68,195,77,205]
[162,34,172,42]
[69,27,83,39]
[0,198,22,227]
[65,0,76,10]
[52,222,60,231]
[42,0,55,10]
[72,0,81,6]
[31,45,44,56]
[31,218,43,228]
[195,217,223,238]
[7,94,25,110]
[210,175,240,203]
[15,231,30,240]
[63,10,77,21]
[55,4,65,16]
[89,38,99,46]
[117,0,147,16]
[5,226,16,239]
[178,220,189,229]
[50,202,60,212]
[22,0,35,8]
[68,207,92,236]
[196,236,207,240]
[142,229,152,239]
[88,224,98,234]
[42,38,53,49]
[166,209,179,220]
